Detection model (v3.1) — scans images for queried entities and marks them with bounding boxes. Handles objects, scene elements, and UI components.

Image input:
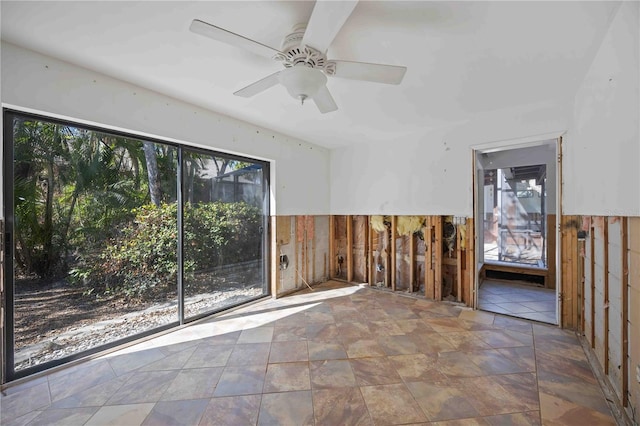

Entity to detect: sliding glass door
[2,110,270,381]
[182,149,268,320]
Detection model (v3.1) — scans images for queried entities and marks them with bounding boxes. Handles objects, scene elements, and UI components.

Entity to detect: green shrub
[74,201,262,298]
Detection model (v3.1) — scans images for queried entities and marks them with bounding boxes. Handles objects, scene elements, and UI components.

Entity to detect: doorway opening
[474,139,559,324]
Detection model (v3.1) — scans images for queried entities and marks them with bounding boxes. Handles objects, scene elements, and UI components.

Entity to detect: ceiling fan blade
[313,85,338,113]
[329,60,407,84]
[301,1,358,53]
[234,72,282,98]
[190,19,282,60]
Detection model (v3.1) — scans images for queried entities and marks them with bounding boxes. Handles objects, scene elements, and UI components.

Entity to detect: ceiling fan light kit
[190,0,406,113]
[278,66,327,105]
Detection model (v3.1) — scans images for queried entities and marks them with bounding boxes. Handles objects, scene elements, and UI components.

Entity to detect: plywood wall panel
[314,216,330,283]
[416,235,426,293]
[352,215,368,283]
[334,216,348,280]
[593,261,606,368]
[608,333,624,400]
[371,229,389,287]
[394,235,411,292]
[275,216,297,294]
[561,215,580,329]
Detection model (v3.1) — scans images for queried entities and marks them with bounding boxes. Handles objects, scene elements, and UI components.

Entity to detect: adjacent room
[1,1,638,425]
[476,142,558,325]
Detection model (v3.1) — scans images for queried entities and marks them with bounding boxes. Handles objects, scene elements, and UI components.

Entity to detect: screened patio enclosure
[483,165,547,268]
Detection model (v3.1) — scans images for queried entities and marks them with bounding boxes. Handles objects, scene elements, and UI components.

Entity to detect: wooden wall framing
[561,215,581,329]
[275,213,640,422]
[273,215,330,297]
[329,215,475,306]
[582,216,638,422]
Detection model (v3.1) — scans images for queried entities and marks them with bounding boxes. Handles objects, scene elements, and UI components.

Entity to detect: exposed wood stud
[466,218,475,308]
[621,216,629,407]
[367,216,373,286]
[572,215,579,328]
[364,217,369,284]
[560,218,566,326]
[604,217,609,373]
[346,215,353,282]
[311,218,316,284]
[425,216,434,299]
[295,217,299,288]
[424,216,435,299]
[270,216,278,298]
[590,218,596,348]
[385,226,391,288]
[578,237,585,333]
[302,217,307,287]
[329,215,336,279]
[434,216,443,301]
[391,215,397,292]
[409,229,416,292]
[578,237,584,332]
[456,223,463,302]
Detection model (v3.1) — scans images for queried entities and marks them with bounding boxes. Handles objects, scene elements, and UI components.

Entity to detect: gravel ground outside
[13,262,264,372]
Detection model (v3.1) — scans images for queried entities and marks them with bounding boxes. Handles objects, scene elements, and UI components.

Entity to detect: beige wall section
[273,216,330,297]
[583,216,639,422]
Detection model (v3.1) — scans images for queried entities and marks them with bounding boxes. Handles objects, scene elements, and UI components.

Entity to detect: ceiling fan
[190,1,407,113]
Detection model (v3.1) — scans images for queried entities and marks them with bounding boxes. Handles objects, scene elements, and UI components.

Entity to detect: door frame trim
[472,133,564,326]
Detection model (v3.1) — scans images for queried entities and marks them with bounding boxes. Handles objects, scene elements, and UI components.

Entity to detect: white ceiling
[1,1,619,149]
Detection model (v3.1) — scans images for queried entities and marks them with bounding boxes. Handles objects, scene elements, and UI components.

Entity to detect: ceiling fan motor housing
[275,25,327,70]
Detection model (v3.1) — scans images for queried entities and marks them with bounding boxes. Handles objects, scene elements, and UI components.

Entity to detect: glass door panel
[496,167,546,266]
[6,114,179,377]
[182,150,268,319]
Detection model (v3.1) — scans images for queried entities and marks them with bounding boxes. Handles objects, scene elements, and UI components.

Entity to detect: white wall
[330,101,570,216]
[331,2,638,218]
[564,1,640,216]
[1,42,331,216]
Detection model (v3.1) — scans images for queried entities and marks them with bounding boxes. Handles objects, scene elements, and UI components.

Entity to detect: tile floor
[478,279,557,324]
[1,281,615,425]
